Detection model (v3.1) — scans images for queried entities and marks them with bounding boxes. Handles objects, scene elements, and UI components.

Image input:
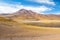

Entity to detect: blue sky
[0,0,60,14]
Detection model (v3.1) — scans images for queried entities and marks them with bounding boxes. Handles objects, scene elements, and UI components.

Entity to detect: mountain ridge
[0,9,60,20]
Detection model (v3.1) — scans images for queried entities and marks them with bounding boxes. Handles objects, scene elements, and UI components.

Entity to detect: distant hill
[0,9,60,20]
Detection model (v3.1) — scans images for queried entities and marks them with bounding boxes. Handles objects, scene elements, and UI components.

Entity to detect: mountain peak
[15,9,30,14]
[20,9,28,11]
[18,9,29,12]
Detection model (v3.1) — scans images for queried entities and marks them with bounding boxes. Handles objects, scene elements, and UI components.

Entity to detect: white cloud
[0,2,52,14]
[26,0,55,5]
[0,2,21,13]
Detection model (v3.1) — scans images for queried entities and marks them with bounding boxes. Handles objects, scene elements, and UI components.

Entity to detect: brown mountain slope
[11,9,60,20]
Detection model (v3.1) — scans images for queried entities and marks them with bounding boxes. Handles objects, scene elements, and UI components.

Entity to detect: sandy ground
[1,20,60,40]
[0,34,60,40]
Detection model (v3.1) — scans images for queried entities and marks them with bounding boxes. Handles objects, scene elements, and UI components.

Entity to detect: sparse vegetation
[1,9,60,40]
[0,17,60,38]
[24,22,60,27]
